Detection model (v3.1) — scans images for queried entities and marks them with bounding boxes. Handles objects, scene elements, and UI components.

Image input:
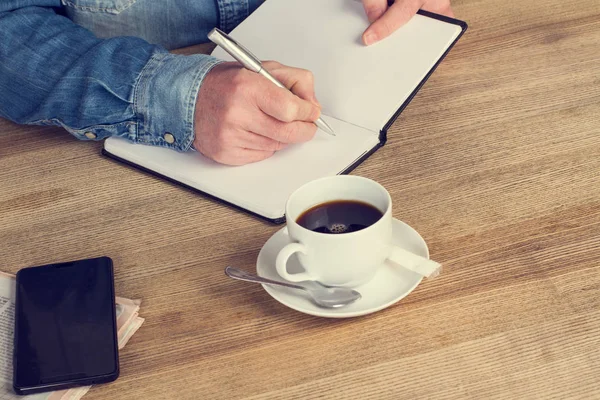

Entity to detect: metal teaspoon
[225,267,361,308]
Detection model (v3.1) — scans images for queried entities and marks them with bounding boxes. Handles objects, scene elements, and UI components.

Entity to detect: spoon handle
[225,267,308,292]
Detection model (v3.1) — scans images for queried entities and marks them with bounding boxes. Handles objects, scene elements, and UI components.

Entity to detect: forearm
[0,2,222,151]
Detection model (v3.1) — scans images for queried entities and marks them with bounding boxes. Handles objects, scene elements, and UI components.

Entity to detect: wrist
[133,51,223,152]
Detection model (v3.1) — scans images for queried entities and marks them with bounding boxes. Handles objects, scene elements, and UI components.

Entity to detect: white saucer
[256,218,429,318]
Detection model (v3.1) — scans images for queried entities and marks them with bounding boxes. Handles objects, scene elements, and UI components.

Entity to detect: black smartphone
[13,256,119,395]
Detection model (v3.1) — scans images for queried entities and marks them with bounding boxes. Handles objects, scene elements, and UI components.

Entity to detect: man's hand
[193,61,321,165]
[361,0,454,45]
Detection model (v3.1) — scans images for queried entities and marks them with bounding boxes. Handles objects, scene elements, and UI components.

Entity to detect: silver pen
[208,28,335,136]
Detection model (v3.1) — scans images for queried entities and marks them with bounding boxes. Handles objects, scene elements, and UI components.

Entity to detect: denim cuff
[133,51,223,152]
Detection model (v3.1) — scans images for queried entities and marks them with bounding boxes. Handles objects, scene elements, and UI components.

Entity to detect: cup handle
[387,246,442,278]
[275,243,314,282]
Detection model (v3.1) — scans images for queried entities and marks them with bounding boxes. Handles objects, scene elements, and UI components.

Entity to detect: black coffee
[296,200,383,234]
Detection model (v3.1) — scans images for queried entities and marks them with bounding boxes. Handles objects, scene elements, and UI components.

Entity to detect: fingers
[362,0,453,45]
[249,113,317,144]
[361,0,389,23]
[263,61,320,106]
[363,0,421,45]
[195,125,286,164]
[236,130,287,151]
[212,148,276,166]
[240,63,320,145]
[255,80,321,125]
[258,62,322,123]
[193,61,320,166]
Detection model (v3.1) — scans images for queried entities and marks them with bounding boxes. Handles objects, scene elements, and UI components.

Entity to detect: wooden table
[1,0,599,398]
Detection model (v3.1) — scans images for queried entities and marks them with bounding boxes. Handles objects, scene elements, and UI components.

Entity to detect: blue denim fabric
[0,0,262,151]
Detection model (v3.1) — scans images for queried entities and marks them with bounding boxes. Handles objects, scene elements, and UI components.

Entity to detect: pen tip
[324,124,336,136]
[315,117,336,136]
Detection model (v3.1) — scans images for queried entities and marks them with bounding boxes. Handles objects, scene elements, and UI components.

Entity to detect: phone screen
[14,257,119,393]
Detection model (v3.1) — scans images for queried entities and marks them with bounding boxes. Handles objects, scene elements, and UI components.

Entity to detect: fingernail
[363,32,377,46]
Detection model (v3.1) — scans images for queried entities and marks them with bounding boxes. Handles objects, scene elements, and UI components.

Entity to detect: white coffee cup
[275,176,390,287]
[276,175,441,287]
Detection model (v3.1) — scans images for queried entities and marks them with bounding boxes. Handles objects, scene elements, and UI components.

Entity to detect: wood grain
[1,0,599,398]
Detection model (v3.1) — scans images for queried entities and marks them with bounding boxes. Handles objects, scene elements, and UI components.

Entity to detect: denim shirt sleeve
[0,1,256,152]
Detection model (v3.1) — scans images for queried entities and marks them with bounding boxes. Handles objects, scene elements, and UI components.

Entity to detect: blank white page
[104,117,379,220]
[211,0,463,132]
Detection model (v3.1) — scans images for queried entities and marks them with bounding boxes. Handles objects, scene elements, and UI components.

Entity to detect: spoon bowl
[225,267,361,308]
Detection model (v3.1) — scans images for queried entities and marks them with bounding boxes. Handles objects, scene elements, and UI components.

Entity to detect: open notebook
[103,0,467,223]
